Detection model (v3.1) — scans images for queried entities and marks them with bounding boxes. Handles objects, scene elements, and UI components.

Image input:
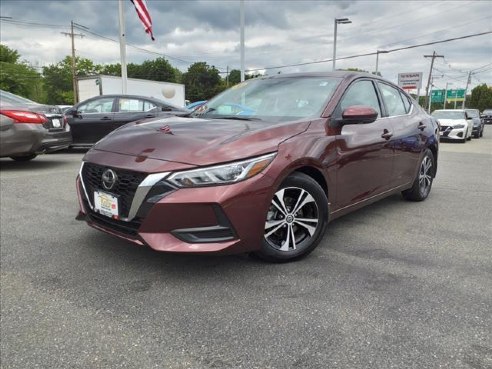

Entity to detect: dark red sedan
[76,72,439,262]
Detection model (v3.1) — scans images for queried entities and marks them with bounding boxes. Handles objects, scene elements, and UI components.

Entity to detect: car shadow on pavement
[0,158,70,171]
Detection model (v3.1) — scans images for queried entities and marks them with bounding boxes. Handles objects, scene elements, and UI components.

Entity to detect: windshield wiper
[218,115,262,121]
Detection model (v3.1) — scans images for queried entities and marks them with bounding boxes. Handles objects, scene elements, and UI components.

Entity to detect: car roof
[75,94,185,110]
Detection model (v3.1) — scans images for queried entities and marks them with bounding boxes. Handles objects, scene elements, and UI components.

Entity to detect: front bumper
[439,125,466,140]
[76,165,276,255]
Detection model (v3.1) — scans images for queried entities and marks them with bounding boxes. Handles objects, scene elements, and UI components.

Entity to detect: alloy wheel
[419,155,433,196]
[264,187,320,252]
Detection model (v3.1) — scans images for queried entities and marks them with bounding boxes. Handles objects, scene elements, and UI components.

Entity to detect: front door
[68,97,116,145]
[334,79,394,210]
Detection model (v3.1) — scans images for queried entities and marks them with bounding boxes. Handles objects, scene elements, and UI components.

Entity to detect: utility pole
[462,71,472,109]
[61,21,85,104]
[424,51,444,111]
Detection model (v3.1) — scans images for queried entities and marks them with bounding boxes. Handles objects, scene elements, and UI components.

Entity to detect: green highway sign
[446,89,466,101]
[431,89,445,103]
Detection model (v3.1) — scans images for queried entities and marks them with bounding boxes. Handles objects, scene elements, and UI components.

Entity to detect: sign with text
[446,89,466,102]
[398,72,423,90]
[431,89,445,103]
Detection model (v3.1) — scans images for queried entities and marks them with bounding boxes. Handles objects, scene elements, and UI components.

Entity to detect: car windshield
[432,110,465,119]
[193,76,341,122]
[465,110,479,118]
[0,89,37,105]
[483,110,492,114]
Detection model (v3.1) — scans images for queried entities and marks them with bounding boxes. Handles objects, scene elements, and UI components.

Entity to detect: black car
[465,109,484,138]
[65,95,189,147]
[481,109,492,125]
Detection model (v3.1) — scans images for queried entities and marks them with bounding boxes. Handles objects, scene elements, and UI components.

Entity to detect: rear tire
[253,172,328,262]
[402,149,435,202]
[10,154,37,161]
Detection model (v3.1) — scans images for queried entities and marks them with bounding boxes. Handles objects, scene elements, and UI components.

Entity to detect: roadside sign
[446,89,466,102]
[398,72,423,90]
[431,89,445,103]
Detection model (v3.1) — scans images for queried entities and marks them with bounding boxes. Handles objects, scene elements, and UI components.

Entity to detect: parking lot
[1,132,491,369]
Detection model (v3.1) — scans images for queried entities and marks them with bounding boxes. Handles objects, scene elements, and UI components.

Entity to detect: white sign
[398,72,423,90]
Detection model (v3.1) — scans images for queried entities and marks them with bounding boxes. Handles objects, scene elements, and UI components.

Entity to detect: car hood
[91,116,310,166]
[438,118,467,126]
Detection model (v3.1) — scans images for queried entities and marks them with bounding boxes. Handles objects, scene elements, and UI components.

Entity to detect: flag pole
[240,0,245,82]
[118,0,128,94]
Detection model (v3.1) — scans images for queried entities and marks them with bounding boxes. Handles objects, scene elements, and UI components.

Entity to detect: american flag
[130,0,155,41]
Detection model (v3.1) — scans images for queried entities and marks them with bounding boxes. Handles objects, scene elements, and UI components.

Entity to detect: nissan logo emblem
[101,169,117,190]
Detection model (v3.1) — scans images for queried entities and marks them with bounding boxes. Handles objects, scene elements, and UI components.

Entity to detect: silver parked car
[0,90,72,161]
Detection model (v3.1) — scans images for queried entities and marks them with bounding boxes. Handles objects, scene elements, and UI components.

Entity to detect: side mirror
[339,105,378,125]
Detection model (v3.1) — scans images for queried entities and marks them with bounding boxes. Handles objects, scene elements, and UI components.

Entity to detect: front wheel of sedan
[402,149,435,202]
[254,172,328,262]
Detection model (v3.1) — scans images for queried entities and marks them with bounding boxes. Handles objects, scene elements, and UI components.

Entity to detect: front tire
[402,149,435,202]
[254,172,328,262]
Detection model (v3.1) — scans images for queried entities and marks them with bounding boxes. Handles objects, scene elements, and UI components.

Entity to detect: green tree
[468,84,492,112]
[0,44,43,101]
[42,56,99,104]
[99,63,121,76]
[228,69,241,86]
[0,44,20,63]
[181,62,222,101]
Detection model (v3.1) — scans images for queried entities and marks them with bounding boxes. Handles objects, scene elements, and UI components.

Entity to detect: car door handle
[418,122,426,131]
[100,117,112,121]
[144,114,155,118]
[381,129,393,140]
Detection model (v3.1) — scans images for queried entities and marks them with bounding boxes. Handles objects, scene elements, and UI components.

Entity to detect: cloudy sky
[1,0,491,92]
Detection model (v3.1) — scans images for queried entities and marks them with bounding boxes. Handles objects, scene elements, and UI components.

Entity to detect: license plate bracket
[94,190,119,218]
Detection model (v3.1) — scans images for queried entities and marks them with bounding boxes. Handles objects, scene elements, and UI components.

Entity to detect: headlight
[166,152,276,188]
[454,124,465,129]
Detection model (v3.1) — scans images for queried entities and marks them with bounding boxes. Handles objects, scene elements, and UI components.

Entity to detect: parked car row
[432,109,484,143]
[0,90,72,161]
[431,108,485,142]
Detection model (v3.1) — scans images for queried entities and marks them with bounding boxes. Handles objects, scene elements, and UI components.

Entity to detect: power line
[245,31,492,73]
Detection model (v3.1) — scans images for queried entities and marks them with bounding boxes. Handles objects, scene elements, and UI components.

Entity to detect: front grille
[81,163,147,218]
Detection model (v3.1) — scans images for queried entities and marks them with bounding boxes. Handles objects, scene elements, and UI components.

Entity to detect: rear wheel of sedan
[402,149,435,202]
[10,154,37,161]
[254,172,328,262]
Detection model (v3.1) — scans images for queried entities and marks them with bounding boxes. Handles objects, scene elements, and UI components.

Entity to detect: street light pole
[375,50,388,75]
[375,50,389,75]
[332,18,351,71]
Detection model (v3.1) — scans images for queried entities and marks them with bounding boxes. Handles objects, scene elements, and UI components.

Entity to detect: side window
[78,97,115,113]
[340,80,381,118]
[118,98,157,112]
[378,83,407,116]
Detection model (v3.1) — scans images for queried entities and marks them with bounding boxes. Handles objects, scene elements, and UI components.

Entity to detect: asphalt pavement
[1,131,491,369]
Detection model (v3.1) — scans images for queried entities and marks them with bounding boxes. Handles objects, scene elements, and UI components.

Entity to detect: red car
[76,72,439,262]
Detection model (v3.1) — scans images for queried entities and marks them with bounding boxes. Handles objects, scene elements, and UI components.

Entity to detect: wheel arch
[293,166,328,198]
[428,143,438,176]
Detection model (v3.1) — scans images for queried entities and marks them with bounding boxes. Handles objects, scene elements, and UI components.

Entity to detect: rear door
[113,97,161,129]
[68,97,116,145]
[376,82,425,188]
